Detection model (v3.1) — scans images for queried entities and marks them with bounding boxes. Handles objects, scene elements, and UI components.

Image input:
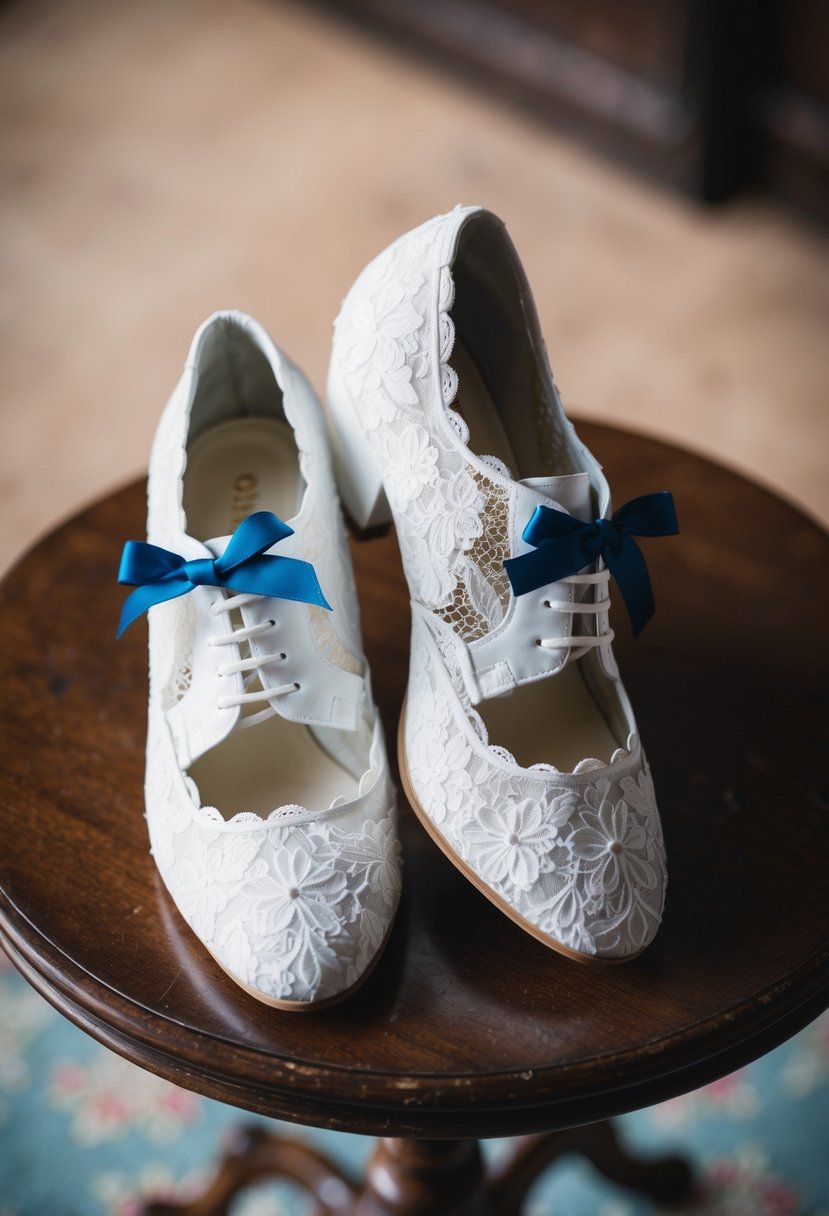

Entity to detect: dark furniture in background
[1,424,827,1214]
[318,0,829,223]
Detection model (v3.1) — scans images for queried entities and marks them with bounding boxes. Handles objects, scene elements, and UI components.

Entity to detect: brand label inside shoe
[520,472,592,522]
[229,472,260,529]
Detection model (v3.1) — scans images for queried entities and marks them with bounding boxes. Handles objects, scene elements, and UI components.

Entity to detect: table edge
[3,897,827,1137]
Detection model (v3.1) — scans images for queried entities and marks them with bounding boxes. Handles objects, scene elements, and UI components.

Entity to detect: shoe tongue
[203,525,300,563]
[205,535,230,556]
[519,472,592,522]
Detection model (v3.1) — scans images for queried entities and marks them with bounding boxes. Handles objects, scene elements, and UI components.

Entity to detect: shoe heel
[327,361,392,536]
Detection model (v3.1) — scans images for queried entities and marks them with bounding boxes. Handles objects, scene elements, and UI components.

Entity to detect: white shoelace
[536,569,615,663]
[207,592,297,729]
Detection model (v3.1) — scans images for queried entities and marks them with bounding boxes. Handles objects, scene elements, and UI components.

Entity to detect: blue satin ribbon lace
[503,491,679,636]
[116,510,331,637]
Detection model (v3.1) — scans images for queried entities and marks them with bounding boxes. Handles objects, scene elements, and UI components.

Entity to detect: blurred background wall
[1,0,827,580]
[316,0,829,215]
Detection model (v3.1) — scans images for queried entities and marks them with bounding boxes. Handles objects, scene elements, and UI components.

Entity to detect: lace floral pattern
[404,622,666,958]
[466,794,577,891]
[143,314,401,1005]
[334,211,500,617]
[331,209,667,959]
[145,708,401,1003]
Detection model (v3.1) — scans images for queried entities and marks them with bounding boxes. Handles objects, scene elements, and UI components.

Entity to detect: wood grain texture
[0,422,827,1138]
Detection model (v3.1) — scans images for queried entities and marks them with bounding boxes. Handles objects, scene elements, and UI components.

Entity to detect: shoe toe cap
[412,752,667,964]
[152,793,402,1009]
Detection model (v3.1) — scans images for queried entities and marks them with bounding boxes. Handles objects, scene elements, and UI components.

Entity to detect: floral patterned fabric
[146,701,400,1005]
[141,312,402,1006]
[329,206,667,960]
[404,614,665,959]
[1,949,827,1215]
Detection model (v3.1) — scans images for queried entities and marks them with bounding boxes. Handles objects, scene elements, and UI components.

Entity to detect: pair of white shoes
[118,206,678,1010]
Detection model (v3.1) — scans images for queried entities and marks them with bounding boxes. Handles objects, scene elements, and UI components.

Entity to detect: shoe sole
[397,696,640,967]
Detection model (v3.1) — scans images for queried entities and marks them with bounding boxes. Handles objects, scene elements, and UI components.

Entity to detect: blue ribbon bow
[503,492,678,636]
[116,510,331,636]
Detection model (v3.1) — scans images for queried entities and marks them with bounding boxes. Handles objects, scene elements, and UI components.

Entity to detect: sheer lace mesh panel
[308,605,363,676]
[534,374,578,476]
[167,596,196,708]
[436,467,511,641]
[173,658,193,702]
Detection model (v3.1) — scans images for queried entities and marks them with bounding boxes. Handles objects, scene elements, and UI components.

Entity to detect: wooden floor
[1,0,827,576]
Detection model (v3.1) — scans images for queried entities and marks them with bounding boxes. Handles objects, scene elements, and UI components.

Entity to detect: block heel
[326,362,392,535]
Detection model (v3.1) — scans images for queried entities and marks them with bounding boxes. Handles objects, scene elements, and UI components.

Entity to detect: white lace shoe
[328,207,677,962]
[118,311,401,1009]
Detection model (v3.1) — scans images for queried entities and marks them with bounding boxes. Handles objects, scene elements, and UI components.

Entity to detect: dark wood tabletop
[0,422,827,1140]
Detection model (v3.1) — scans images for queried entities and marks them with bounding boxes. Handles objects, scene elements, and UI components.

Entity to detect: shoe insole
[450,345,621,769]
[189,712,358,816]
[184,416,301,540]
[479,662,621,771]
[183,415,360,819]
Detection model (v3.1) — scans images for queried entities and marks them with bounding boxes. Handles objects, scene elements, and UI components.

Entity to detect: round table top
[1,422,827,1139]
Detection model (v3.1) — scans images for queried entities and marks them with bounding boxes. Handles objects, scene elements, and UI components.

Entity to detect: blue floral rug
[1,948,827,1216]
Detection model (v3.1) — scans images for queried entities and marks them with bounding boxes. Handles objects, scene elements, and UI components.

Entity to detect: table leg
[356,1138,489,1215]
[139,1124,358,1216]
[138,1120,694,1215]
[487,1121,694,1213]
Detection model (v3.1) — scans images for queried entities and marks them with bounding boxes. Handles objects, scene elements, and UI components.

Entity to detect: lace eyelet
[267,619,276,628]
[280,652,287,660]
[293,682,300,691]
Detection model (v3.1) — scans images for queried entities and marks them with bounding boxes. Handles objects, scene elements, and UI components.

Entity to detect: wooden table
[1,423,827,1215]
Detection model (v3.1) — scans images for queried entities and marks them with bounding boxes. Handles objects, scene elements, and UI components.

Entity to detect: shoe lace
[207,592,298,729]
[535,569,615,664]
